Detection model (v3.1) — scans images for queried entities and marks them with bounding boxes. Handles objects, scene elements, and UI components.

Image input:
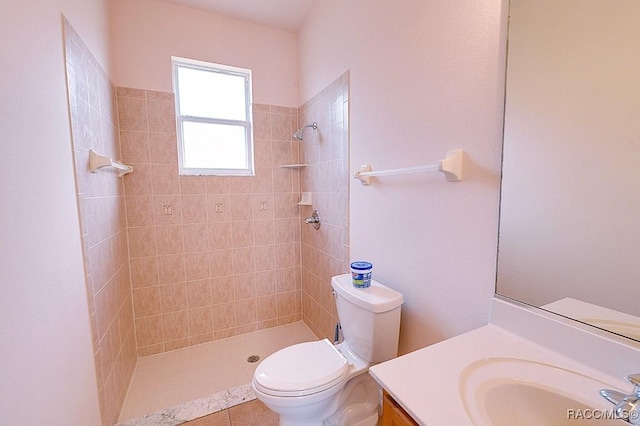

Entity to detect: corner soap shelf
[89,149,133,177]
[298,192,312,206]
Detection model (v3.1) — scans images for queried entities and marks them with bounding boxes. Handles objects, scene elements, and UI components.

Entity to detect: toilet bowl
[253,339,378,425]
[252,274,403,425]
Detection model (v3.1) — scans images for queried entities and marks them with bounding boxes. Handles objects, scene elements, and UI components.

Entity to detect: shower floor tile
[119,321,317,423]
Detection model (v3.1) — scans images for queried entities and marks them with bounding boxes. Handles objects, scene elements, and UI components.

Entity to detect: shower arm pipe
[89,149,133,177]
[353,149,464,185]
[293,122,318,140]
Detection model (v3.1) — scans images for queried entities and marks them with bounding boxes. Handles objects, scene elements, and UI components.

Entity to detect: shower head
[293,122,318,140]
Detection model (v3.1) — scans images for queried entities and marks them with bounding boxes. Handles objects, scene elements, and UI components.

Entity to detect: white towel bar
[353,149,464,186]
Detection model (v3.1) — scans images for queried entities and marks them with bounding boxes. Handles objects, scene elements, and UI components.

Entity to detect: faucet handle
[628,374,640,396]
[601,389,626,405]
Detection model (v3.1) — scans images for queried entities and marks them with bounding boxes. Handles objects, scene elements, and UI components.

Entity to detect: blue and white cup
[350,261,373,288]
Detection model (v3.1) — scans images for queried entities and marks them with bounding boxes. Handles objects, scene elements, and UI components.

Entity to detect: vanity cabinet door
[381,391,418,426]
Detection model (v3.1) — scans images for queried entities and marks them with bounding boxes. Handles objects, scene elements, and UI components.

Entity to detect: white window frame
[172,56,254,176]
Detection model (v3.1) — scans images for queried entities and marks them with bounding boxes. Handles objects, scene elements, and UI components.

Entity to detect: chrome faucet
[601,374,640,425]
[304,209,321,230]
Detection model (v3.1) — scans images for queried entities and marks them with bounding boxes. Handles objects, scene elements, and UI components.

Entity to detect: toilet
[252,274,403,425]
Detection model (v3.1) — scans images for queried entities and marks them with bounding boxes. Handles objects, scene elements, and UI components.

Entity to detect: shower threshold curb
[117,383,256,426]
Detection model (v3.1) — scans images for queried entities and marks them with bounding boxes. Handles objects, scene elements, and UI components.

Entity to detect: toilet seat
[254,339,349,397]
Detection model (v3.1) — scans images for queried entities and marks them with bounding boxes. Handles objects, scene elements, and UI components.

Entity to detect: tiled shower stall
[119,90,305,356]
[65,19,349,425]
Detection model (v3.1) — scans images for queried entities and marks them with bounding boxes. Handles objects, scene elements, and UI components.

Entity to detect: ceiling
[158,0,319,32]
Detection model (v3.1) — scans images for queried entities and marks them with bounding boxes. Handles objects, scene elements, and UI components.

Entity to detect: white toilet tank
[331,274,403,364]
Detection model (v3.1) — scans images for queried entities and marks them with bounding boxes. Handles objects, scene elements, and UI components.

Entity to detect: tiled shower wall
[117,90,303,356]
[64,20,137,426]
[300,73,350,340]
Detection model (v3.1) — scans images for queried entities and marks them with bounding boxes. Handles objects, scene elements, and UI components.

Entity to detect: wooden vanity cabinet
[381,390,419,426]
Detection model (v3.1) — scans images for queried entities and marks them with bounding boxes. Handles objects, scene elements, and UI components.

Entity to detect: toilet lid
[254,339,348,395]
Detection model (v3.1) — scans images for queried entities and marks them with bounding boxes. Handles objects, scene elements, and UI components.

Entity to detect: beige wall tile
[186,279,212,308]
[125,195,155,226]
[130,257,159,288]
[117,90,306,356]
[152,164,180,195]
[120,131,150,164]
[162,311,189,341]
[211,276,234,304]
[147,99,176,133]
[254,245,275,272]
[213,302,236,330]
[253,220,275,246]
[299,73,349,340]
[156,225,184,255]
[128,226,157,258]
[133,287,161,318]
[210,249,234,277]
[233,273,256,300]
[66,27,136,423]
[235,299,257,326]
[188,306,213,336]
[179,176,206,194]
[165,338,189,352]
[149,132,178,165]
[255,270,277,296]
[184,251,211,281]
[157,254,186,285]
[181,195,208,224]
[160,282,187,313]
[189,333,213,346]
[135,316,163,347]
[183,223,209,253]
[118,97,148,132]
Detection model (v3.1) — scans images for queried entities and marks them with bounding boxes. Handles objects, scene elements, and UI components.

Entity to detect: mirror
[496,0,640,342]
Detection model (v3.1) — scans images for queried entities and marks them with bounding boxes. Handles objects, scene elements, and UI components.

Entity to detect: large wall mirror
[497,0,640,342]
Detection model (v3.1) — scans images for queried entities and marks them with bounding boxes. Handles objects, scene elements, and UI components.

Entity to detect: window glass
[172,57,253,176]
[177,67,247,121]
[182,122,247,169]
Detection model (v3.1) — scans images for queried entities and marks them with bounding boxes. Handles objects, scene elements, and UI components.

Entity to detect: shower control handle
[304,210,321,230]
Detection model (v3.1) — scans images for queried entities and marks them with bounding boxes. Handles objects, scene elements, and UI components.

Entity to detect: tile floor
[119,321,317,422]
[183,399,278,425]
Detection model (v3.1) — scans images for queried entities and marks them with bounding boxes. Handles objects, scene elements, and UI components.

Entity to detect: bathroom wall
[1,0,109,424]
[109,0,304,357]
[0,0,510,424]
[117,89,302,355]
[298,0,507,353]
[109,0,298,107]
[64,20,137,425]
[299,73,350,340]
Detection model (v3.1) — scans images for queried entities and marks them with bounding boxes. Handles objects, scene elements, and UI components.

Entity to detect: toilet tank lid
[331,274,403,313]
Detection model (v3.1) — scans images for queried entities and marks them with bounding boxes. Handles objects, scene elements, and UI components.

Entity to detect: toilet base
[269,373,380,426]
[325,373,379,426]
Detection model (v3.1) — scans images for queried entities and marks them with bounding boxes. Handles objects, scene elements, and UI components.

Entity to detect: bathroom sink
[459,357,627,425]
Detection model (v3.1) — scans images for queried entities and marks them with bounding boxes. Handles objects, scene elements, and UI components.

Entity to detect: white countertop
[369,298,638,425]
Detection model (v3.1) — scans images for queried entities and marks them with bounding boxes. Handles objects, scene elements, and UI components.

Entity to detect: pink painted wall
[1,0,108,424]
[298,0,508,354]
[109,0,298,106]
